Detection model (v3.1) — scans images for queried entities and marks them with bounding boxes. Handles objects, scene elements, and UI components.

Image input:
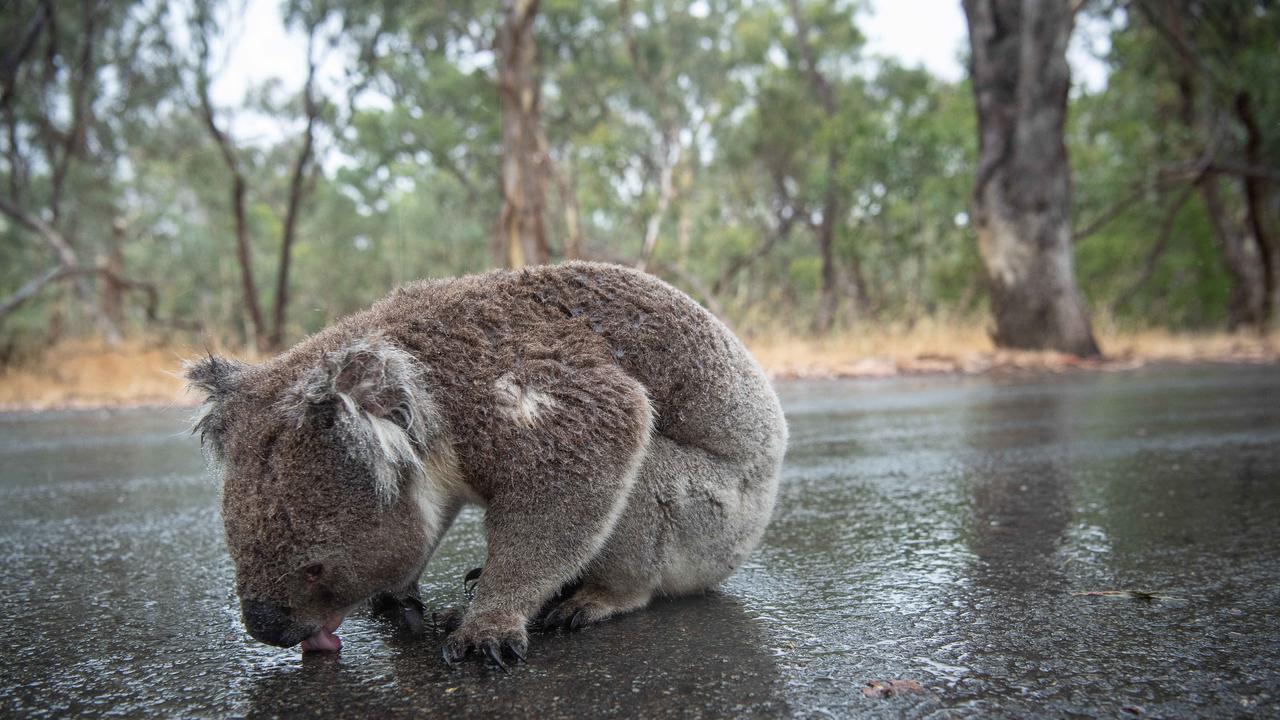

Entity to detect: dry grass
[1094,326,1280,362]
[0,339,257,411]
[747,319,1280,379]
[1,325,1276,410]
[747,318,996,378]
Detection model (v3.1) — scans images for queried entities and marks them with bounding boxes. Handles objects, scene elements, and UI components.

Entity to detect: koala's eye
[303,563,324,582]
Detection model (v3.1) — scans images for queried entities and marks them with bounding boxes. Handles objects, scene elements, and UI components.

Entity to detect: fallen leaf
[861,679,925,699]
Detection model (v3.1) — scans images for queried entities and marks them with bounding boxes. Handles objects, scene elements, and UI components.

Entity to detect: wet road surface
[1,364,1278,718]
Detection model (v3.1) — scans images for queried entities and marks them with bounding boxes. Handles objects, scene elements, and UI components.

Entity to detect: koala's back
[300,261,785,501]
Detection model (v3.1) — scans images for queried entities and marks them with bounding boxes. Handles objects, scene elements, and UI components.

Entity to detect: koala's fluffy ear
[184,355,247,399]
[184,355,247,454]
[294,335,423,427]
[290,335,429,504]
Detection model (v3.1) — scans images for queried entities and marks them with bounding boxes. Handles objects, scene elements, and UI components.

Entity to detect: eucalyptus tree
[0,0,179,341]
[1128,0,1279,331]
[962,0,1101,356]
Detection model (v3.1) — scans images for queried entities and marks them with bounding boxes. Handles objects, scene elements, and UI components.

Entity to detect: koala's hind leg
[442,363,653,666]
[544,428,782,631]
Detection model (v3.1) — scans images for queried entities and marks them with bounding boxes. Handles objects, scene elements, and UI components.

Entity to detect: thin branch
[0,265,62,319]
[0,0,51,108]
[1072,167,1202,242]
[0,265,158,325]
[1205,161,1280,184]
[714,173,803,296]
[0,194,78,266]
[787,0,836,115]
[636,126,680,272]
[1075,130,1223,244]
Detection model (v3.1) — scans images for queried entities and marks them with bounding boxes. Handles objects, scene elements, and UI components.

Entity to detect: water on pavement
[1,364,1277,717]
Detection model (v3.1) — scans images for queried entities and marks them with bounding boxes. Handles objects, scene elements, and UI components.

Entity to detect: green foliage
[2,0,1277,352]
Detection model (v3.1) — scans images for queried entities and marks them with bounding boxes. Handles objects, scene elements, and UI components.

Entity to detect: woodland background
[1,0,1277,389]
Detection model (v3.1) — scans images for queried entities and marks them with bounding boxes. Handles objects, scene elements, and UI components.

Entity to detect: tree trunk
[787,0,846,335]
[552,154,583,260]
[962,0,1100,356]
[1155,0,1265,331]
[637,128,679,272]
[813,152,840,334]
[1234,91,1275,328]
[495,0,548,268]
[269,29,320,352]
[196,41,266,351]
[101,216,127,328]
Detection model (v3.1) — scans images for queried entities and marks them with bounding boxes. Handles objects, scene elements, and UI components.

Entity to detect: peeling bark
[962,0,1100,356]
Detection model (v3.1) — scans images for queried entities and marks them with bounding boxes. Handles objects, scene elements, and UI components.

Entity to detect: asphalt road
[1,364,1277,718]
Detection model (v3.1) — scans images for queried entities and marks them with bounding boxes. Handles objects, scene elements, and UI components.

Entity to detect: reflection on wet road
[1,365,1277,717]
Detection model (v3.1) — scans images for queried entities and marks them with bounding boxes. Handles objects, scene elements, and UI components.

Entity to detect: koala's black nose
[241,599,298,647]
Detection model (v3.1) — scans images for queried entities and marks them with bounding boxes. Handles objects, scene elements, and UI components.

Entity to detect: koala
[186,261,787,666]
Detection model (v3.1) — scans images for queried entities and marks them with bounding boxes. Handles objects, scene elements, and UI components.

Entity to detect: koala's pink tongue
[300,615,344,653]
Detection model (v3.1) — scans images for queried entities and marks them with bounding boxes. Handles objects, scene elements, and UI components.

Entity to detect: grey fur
[187,261,788,662]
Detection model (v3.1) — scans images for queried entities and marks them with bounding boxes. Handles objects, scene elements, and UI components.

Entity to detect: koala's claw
[371,589,427,633]
[441,620,528,669]
[441,635,528,670]
[482,640,507,670]
[397,596,427,633]
[540,605,590,633]
[463,566,483,593]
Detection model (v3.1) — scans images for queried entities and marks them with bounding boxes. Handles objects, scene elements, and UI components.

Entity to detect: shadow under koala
[243,591,785,719]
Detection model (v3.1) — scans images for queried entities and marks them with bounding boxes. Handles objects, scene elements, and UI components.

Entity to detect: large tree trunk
[495,0,549,268]
[962,0,1100,356]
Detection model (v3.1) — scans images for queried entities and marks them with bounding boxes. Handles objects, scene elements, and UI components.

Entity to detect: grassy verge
[749,320,1280,379]
[1,326,1276,411]
[0,340,256,411]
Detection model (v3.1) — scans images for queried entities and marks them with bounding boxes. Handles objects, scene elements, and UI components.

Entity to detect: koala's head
[186,335,448,650]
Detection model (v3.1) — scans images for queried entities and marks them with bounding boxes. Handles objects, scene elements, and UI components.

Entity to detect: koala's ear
[294,335,422,428]
[290,335,427,505]
[184,355,247,399]
[184,355,247,454]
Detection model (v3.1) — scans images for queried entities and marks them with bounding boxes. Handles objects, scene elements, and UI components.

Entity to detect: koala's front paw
[442,613,528,668]
[370,589,427,634]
